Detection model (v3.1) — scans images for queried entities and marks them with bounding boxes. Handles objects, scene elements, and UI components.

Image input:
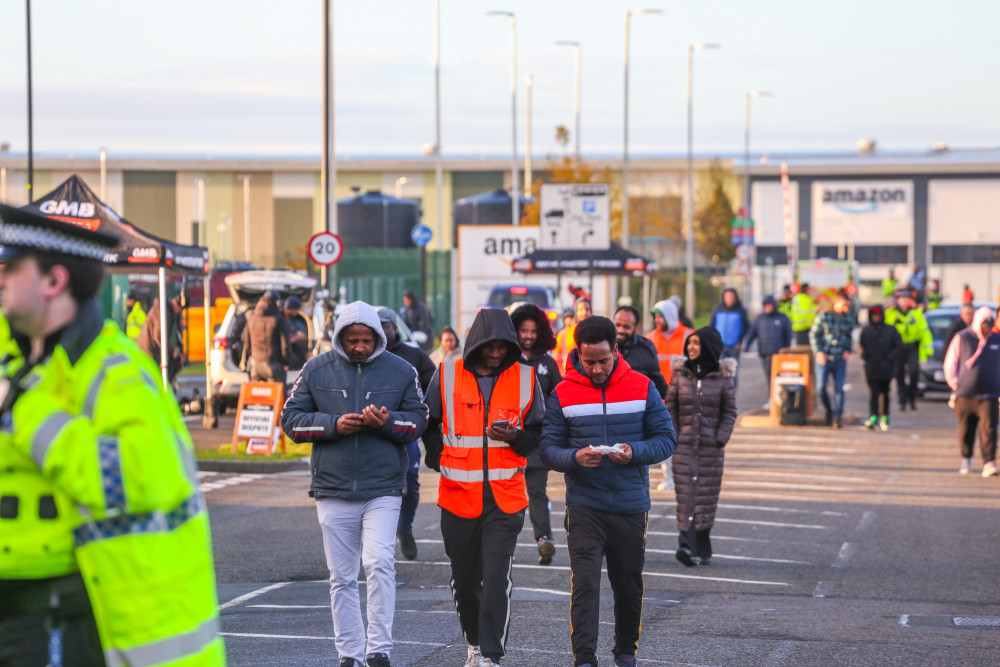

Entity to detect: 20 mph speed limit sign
[308,232,344,266]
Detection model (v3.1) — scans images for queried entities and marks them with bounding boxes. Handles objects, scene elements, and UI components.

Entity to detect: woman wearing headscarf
[666,326,738,566]
[430,325,462,365]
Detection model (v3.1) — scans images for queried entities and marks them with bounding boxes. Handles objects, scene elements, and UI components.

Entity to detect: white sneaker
[480,659,498,667]
[464,646,482,667]
[959,458,972,475]
[983,461,998,478]
[762,400,771,410]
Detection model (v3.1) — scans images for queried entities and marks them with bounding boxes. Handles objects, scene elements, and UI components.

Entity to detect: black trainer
[675,547,697,567]
[340,659,358,667]
[366,653,391,667]
[537,536,556,565]
[397,530,417,561]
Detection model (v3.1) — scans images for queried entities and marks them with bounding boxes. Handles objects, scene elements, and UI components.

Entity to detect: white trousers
[316,495,402,662]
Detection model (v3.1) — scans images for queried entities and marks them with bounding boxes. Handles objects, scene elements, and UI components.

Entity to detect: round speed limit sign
[308,232,344,266]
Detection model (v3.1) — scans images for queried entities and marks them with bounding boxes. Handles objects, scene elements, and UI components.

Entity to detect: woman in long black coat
[666,326,738,566]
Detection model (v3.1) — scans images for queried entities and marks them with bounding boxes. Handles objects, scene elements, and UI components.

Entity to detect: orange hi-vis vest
[438,358,536,518]
[554,324,577,371]
[647,324,690,385]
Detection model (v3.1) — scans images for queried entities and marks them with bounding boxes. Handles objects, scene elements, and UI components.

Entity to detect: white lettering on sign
[237,405,275,438]
[250,386,273,397]
[132,247,158,258]
[39,201,96,218]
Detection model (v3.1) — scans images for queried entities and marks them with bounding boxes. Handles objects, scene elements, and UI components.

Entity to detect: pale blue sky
[0,0,997,158]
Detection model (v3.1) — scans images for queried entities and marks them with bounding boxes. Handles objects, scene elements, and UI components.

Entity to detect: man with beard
[510,304,562,565]
[613,306,668,399]
[376,307,436,562]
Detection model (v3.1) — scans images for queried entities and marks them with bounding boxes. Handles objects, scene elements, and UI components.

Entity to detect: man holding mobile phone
[423,308,545,667]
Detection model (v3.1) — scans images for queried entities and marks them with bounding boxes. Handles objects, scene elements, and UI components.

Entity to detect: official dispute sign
[231,381,285,454]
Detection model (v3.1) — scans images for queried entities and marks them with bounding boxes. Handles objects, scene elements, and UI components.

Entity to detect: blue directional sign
[411,224,433,247]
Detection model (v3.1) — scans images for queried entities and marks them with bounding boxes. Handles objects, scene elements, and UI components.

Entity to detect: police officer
[0,204,224,666]
[124,291,146,341]
[885,292,933,411]
[789,283,818,346]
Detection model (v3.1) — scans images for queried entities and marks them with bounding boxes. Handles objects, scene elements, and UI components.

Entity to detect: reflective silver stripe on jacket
[104,617,220,667]
[440,465,524,483]
[30,411,74,468]
[72,493,206,547]
[517,362,534,415]
[442,359,457,434]
[82,353,131,419]
[443,433,509,449]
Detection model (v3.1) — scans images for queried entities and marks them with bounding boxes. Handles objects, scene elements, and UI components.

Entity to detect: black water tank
[452,188,532,246]
[337,190,420,248]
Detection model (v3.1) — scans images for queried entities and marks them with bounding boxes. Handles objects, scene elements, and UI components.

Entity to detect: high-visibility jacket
[881,277,897,297]
[125,302,147,340]
[926,291,942,310]
[646,324,690,385]
[789,293,818,333]
[777,298,792,318]
[438,358,536,518]
[3,310,224,666]
[885,307,933,361]
[554,324,577,371]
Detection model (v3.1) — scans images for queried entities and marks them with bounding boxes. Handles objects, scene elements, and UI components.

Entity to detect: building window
[814,245,908,265]
[754,245,792,266]
[932,245,1000,264]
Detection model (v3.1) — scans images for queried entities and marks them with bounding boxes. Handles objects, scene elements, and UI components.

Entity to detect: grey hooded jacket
[281,301,429,500]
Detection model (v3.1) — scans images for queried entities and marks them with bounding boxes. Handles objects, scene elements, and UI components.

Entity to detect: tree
[695,160,737,262]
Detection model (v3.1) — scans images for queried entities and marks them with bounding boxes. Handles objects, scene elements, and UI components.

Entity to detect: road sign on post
[539,183,611,250]
[308,231,343,266]
[411,224,433,247]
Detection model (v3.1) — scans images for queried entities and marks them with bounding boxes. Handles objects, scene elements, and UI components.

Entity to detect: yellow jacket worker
[0,204,224,667]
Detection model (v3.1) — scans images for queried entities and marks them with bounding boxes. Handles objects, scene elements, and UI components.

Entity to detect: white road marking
[396,560,790,587]
[724,469,873,483]
[219,582,291,610]
[812,580,834,598]
[222,632,445,648]
[723,481,854,492]
[854,510,877,532]
[831,542,856,569]
[248,605,327,609]
[728,441,859,452]
[198,473,265,494]
[512,529,824,545]
[728,453,836,461]
[898,614,910,627]
[718,503,847,516]
[718,492,827,502]
[714,517,828,530]
[517,587,572,596]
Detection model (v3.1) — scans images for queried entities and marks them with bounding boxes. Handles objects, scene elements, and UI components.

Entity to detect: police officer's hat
[0,202,118,263]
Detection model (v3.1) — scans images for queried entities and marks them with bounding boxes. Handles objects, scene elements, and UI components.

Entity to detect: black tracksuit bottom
[565,505,648,666]
[441,498,525,663]
[525,466,552,540]
[867,378,892,418]
[896,342,920,407]
[955,397,999,462]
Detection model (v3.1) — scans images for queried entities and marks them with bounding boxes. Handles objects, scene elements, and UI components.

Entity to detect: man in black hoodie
[423,308,545,667]
[377,307,436,562]
[400,289,434,352]
[510,303,562,565]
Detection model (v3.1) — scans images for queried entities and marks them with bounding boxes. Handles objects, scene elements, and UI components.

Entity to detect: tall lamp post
[743,90,771,306]
[487,10,520,225]
[26,0,34,203]
[622,8,661,253]
[684,42,719,322]
[433,0,443,248]
[554,40,581,159]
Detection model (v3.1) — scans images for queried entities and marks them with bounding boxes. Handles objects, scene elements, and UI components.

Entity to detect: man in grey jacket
[281,301,428,667]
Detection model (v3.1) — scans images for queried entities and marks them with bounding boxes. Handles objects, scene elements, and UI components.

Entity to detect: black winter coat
[859,322,903,381]
[618,334,668,399]
[666,356,737,532]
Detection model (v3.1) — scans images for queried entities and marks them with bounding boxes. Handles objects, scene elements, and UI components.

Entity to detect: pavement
[195,350,1000,666]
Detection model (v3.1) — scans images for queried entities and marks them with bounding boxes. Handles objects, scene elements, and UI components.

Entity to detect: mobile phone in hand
[491,419,510,429]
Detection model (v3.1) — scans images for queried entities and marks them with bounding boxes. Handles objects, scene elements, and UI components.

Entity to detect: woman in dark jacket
[666,326,737,566]
[859,305,903,431]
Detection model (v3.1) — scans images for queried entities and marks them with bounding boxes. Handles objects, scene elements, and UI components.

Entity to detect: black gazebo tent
[22,176,216,423]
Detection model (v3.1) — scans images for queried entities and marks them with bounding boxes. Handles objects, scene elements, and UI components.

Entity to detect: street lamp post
[395,176,407,199]
[623,8,661,253]
[433,0,443,249]
[524,74,532,197]
[554,40,581,158]
[684,42,719,322]
[743,90,771,307]
[487,10,520,225]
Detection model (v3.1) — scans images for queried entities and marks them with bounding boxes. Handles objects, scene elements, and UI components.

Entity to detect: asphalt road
[199,352,1000,666]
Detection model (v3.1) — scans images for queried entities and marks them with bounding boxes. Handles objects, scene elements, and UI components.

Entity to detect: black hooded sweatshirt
[685,326,724,379]
[423,308,545,473]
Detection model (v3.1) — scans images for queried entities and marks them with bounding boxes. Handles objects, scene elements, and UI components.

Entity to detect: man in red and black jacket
[541,316,676,667]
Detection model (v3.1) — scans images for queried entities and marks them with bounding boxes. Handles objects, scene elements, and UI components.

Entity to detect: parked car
[917,303,991,396]
[209,270,319,413]
[485,284,563,330]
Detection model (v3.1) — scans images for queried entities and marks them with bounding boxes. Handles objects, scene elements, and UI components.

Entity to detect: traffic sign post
[309,231,343,303]
[410,224,433,301]
[539,183,611,250]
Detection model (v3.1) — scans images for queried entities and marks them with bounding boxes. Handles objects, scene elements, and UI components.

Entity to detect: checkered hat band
[0,221,110,261]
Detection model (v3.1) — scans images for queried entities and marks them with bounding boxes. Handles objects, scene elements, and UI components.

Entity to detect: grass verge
[194,439,312,461]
